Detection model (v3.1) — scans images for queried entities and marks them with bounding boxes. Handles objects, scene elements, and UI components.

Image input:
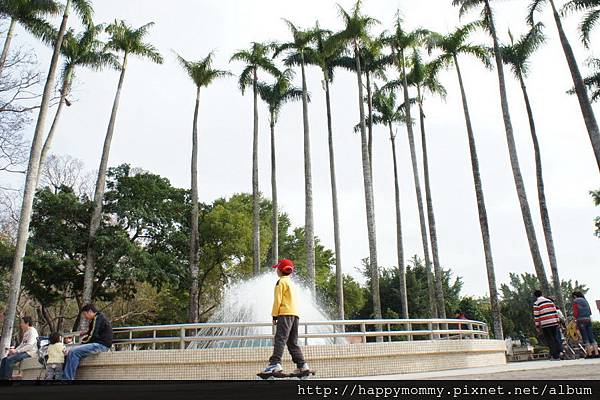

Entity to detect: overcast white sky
[7,0,600,317]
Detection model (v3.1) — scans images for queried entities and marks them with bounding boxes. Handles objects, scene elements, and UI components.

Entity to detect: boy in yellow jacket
[263,259,309,375]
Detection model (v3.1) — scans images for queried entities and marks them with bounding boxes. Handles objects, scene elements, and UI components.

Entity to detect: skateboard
[256,370,316,380]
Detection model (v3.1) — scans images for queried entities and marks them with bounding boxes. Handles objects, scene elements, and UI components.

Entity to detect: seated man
[0,316,38,380]
[63,304,112,380]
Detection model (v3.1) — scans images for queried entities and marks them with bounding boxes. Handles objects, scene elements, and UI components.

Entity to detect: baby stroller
[35,336,50,380]
[562,321,587,360]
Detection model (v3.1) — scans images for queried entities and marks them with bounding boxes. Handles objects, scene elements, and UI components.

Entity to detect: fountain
[188,273,343,348]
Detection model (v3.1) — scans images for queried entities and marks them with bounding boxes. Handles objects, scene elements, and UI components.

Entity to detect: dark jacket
[82,312,113,348]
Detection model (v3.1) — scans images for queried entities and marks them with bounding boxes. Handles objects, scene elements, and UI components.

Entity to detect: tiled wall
[21,339,506,380]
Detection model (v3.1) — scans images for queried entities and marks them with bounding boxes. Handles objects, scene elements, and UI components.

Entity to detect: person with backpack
[572,291,599,359]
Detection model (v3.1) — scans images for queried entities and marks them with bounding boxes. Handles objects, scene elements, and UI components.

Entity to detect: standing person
[0,316,38,380]
[572,292,599,358]
[63,304,112,380]
[533,290,562,361]
[262,259,309,375]
[45,332,65,380]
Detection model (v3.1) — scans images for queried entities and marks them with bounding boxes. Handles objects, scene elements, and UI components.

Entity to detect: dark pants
[269,316,305,367]
[0,352,30,380]
[542,325,562,359]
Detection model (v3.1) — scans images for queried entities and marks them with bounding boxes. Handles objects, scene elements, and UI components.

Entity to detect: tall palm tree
[175,52,230,323]
[337,0,382,321]
[230,43,280,276]
[276,20,317,295]
[82,20,163,313]
[0,0,60,75]
[428,22,503,338]
[408,50,448,319]
[388,16,437,319]
[500,24,565,312]
[1,0,93,352]
[39,24,119,177]
[257,69,303,269]
[529,0,600,170]
[563,0,600,48]
[370,85,410,318]
[301,26,346,319]
[455,0,551,297]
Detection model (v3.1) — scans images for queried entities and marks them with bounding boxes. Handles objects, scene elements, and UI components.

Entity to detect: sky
[5,0,600,318]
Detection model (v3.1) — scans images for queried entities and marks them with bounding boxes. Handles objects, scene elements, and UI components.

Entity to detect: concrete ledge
[21,339,506,380]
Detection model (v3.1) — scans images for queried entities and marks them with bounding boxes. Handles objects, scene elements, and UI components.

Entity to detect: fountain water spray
[189,273,343,348]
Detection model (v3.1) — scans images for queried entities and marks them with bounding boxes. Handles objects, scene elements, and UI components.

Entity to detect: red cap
[272,259,294,274]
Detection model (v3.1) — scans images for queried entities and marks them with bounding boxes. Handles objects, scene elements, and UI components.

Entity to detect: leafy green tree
[0,0,60,74]
[257,69,302,268]
[500,24,564,311]
[592,189,600,237]
[175,51,231,323]
[230,42,280,276]
[2,0,94,355]
[337,0,382,320]
[39,24,119,176]
[83,20,164,316]
[529,0,600,169]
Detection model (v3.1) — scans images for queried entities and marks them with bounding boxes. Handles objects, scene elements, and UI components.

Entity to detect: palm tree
[175,52,230,323]
[500,24,565,312]
[230,43,280,276]
[301,26,346,319]
[82,20,164,313]
[1,0,93,352]
[388,16,437,319]
[408,50,448,319]
[455,0,551,297]
[39,24,119,177]
[428,22,503,338]
[529,0,600,170]
[370,85,410,318]
[337,0,382,321]
[0,0,60,75]
[276,20,317,295]
[257,69,303,270]
[563,0,600,48]
[577,58,600,102]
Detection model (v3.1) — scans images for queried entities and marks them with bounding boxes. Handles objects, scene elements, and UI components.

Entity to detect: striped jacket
[533,296,560,328]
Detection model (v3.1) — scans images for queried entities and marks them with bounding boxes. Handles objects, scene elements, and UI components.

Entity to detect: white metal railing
[64,319,488,351]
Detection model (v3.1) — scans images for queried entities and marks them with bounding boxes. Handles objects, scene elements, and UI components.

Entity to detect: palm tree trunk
[366,70,374,175]
[0,18,16,76]
[354,41,381,322]
[252,68,260,276]
[485,0,551,294]
[549,0,600,170]
[188,85,201,323]
[324,74,344,320]
[38,66,75,182]
[400,50,437,319]
[517,71,564,311]
[389,123,408,319]
[417,88,446,319]
[454,54,503,339]
[270,115,278,268]
[0,0,72,353]
[300,54,315,296]
[82,52,128,319]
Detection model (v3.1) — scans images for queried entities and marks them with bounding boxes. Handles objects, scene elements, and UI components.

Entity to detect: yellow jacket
[271,275,299,317]
[47,342,65,364]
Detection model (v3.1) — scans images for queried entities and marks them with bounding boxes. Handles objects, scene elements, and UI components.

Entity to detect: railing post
[428,322,434,340]
[408,322,412,341]
[152,330,156,350]
[468,323,474,339]
[361,323,366,343]
[388,323,391,342]
[304,323,308,346]
[179,327,186,350]
[129,331,133,351]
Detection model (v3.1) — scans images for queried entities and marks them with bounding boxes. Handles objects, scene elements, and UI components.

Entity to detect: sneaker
[293,363,310,374]
[263,363,283,374]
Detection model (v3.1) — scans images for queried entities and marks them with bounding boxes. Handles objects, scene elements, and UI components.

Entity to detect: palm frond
[527,0,548,25]
[72,0,93,27]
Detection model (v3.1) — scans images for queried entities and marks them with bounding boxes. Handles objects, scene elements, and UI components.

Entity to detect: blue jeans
[0,352,30,380]
[63,343,108,380]
[578,320,597,345]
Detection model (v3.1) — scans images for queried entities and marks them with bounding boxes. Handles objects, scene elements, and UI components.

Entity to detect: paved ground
[335,358,600,380]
